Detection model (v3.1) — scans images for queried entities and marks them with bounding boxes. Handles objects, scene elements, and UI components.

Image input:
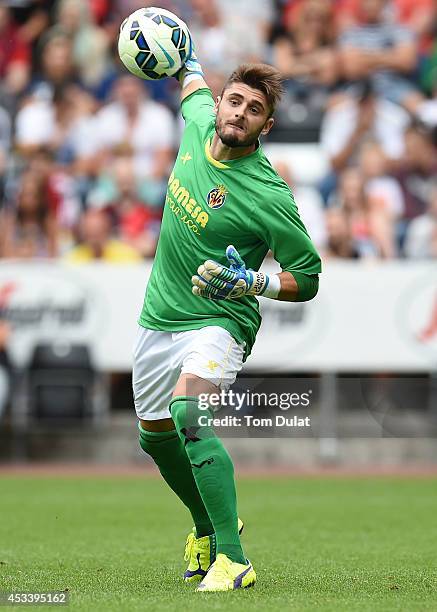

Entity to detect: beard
[215,117,259,148]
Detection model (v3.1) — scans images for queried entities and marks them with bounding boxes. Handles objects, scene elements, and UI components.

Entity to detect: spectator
[270,0,337,136]
[189,0,272,69]
[329,163,398,259]
[93,75,174,185]
[88,155,162,257]
[53,0,110,89]
[319,79,410,200]
[0,170,58,259]
[65,208,142,263]
[15,83,98,160]
[359,141,404,255]
[219,0,274,39]
[335,0,435,52]
[0,7,31,97]
[53,85,100,164]
[391,124,437,221]
[338,0,425,114]
[324,207,364,258]
[359,141,404,216]
[31,30,78,96]
[9,1,56,47]
[329,168,379,257]
[272,0,337,88]
[27,147,82,253]
[14,31,80,154]
[404,182,437,258]
[189,0,228,72]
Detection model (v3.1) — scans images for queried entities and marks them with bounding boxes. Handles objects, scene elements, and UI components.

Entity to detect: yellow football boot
[196,553,256,592]
[183,518,244,583]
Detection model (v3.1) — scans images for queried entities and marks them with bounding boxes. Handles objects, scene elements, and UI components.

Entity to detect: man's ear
[213,96,221,114]
[261,117,274,137]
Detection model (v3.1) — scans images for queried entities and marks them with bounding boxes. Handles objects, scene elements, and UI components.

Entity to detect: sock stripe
[138,423,178,442]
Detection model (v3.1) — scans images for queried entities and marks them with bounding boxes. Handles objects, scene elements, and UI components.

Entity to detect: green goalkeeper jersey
[139,88,321,359]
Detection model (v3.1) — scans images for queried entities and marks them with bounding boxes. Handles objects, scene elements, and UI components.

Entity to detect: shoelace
[184,532,195,562]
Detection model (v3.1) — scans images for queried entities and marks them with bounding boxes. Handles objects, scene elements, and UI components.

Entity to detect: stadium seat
[14,343,109,425]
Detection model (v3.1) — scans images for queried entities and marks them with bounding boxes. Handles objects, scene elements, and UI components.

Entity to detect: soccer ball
[118,7,191,80]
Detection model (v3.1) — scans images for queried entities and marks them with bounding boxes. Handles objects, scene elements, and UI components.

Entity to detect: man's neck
[210,132,256,161]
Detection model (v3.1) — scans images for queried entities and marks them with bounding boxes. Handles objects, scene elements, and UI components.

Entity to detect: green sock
[138,424,214,537]
[169,396,246,565]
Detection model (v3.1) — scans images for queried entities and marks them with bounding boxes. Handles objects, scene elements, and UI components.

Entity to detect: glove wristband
[248,272,281,299]
[179,70,204,88]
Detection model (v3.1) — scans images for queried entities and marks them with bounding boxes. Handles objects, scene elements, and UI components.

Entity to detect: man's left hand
[192,245,268,300]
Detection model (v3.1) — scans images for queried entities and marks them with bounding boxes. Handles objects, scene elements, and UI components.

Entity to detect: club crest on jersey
[207,184,228,209]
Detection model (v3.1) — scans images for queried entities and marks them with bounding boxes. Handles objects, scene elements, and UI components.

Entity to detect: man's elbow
[292,272,319,302]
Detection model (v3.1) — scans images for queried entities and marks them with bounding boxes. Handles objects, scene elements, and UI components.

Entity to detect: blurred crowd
[0,0,436,262]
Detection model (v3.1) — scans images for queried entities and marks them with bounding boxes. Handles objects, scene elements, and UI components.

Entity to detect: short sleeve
[181,88,215,127]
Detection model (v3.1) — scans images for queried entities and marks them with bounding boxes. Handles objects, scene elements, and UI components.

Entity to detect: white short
[132,325,245,421]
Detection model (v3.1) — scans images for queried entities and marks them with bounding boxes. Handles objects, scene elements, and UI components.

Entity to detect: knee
[170,396,214,448]
[168,396,188,431]
[138,422,179,459]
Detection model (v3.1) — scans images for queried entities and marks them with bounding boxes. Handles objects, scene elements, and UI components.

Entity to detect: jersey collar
[204,139,230,170]
[204,136,262,170]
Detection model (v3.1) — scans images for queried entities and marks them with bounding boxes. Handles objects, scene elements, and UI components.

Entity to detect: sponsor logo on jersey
[167,171,209,233]
[207,184,227,209]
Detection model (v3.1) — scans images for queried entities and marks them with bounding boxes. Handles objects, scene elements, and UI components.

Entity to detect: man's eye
[251,107,259,114]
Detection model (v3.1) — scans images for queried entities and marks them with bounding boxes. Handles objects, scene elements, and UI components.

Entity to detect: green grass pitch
[1,474,436,611]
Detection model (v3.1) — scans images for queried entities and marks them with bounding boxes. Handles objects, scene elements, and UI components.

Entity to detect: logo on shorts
[206,360,220,372]
[207,185,227,209]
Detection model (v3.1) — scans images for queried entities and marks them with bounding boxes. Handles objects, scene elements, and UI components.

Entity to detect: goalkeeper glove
[192,245,280,301]
[176,35,204,86]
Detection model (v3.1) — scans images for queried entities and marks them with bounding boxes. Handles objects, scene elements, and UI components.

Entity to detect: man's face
[214,83,274,148]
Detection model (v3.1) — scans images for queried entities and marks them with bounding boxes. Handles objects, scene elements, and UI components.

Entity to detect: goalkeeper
[133,34,321,593]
